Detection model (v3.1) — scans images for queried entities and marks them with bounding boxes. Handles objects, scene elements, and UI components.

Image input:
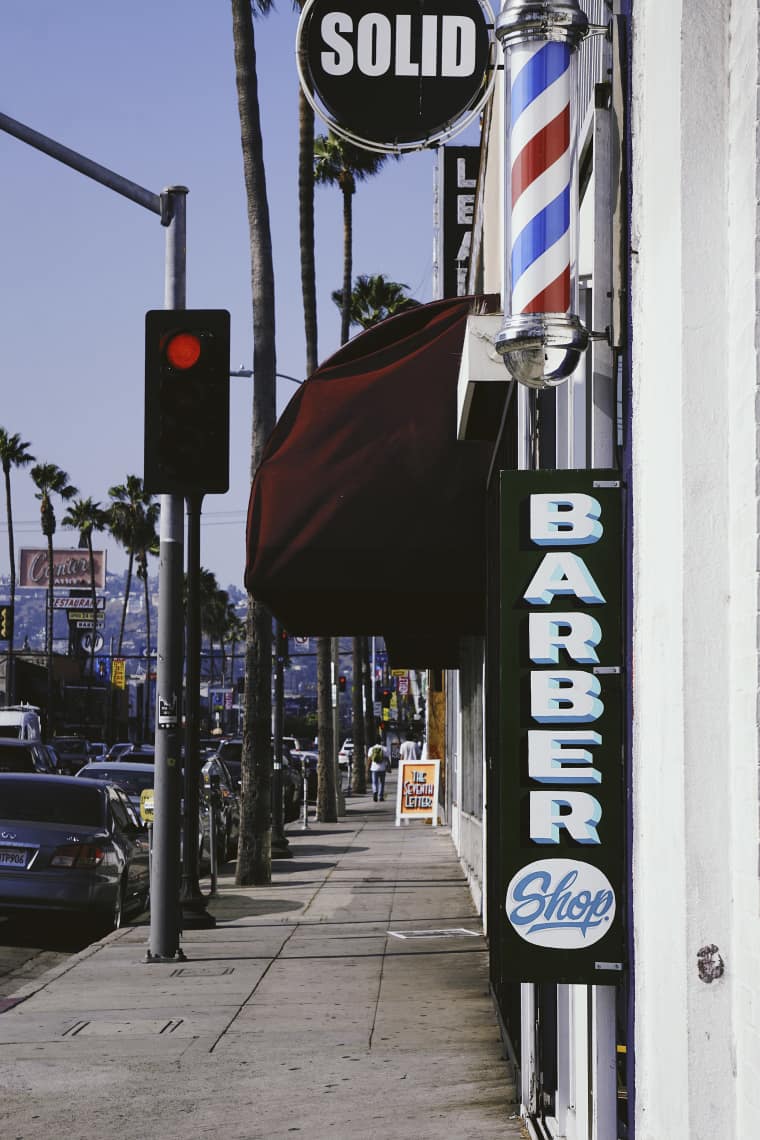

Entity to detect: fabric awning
[245,295,499,665]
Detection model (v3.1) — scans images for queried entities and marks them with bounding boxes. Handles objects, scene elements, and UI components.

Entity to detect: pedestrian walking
[399,736,419,765]
[368,740,390,801]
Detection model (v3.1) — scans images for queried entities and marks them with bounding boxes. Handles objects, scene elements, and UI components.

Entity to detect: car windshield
[118,750,155,763]
[0,745,37,771]
[0,781,105,827]
[79,768,155,796]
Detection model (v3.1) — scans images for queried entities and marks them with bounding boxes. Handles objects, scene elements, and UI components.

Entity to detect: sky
[0,0,451,592]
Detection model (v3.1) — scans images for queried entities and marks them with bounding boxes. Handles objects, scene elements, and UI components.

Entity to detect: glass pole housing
[495,0,589,388]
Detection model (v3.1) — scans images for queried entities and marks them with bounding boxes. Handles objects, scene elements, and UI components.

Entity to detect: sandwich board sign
[396,758,441,825]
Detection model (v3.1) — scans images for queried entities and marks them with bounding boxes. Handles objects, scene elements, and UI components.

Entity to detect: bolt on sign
[499,471,625,985]
[296,0,496,152]
[396,759,440,826]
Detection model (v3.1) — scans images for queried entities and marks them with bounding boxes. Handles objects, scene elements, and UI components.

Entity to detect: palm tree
[30,463,77,734]
[314,132,393,345]
[295,23,337,824]
[232,0,277,886]
[315,135,397,797]
[108,476,159,659]
[332,273,421,331]
[0,430,35,703]
[61,497,108,684]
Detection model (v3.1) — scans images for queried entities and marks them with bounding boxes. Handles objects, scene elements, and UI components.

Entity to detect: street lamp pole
[147,186,188,961]
[0,110,188,961]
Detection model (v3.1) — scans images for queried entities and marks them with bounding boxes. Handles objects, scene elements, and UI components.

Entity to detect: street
[0,914,93,1006]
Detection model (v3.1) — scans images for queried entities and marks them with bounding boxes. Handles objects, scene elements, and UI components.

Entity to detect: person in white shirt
[368,741,390,801]
[399,737,419,765]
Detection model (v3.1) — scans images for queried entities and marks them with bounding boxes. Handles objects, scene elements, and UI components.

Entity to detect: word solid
[319,13,478,78]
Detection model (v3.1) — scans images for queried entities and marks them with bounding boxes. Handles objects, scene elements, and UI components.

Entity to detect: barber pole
[495,0,590,388]
[509,40,571,315]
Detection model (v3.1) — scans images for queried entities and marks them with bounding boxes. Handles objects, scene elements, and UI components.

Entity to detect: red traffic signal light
[144,310,231,495]
[165,331,203,371]
[338,675,347,693]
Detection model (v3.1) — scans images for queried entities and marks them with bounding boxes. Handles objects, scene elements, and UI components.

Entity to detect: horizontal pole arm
[0,111,162,218]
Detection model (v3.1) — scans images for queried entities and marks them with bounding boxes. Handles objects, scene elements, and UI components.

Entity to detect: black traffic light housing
[338,674,347,693]
[144,309,231,495]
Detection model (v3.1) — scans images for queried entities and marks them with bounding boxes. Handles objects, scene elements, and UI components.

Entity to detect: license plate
[0,847,28,868]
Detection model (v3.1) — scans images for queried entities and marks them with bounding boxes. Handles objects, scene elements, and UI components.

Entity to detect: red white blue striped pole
[495,0,590,388]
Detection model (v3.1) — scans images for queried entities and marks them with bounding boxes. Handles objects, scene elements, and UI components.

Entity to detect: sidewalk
[0,774,527,1140]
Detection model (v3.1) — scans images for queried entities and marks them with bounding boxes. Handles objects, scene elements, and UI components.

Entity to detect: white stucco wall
[631,1,760,1136]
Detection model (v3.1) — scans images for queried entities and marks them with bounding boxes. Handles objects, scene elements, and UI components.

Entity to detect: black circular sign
[297,0,494,151]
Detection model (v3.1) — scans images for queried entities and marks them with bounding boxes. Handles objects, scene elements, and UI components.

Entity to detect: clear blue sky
[0,1,444,591]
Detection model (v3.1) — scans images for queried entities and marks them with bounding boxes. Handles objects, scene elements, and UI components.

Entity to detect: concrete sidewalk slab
[0,794,528,1140]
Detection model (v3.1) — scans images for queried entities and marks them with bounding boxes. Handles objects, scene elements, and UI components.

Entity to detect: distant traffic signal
[0,605,12,641]
[144,309,231,495]
[338,674,347,693]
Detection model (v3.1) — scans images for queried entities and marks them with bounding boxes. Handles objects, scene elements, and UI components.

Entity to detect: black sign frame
[296,0,496,153]
[499,470,626,985]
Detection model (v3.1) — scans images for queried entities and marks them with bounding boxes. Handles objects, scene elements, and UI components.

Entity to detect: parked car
[76,762,158,818]
[88,741,107,759]
[201,756,240,860]
[0,740,55,775]
[0,773,149,931]
[338,739,354,772]
[108,745,156,765]
[76,762,212,874]
[50,736,92,773]
[105,742,134,761]
[0,705,42,741]
[41,742,66,774]
[210,738,302,824]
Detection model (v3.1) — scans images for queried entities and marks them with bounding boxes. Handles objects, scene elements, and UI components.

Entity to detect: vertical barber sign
[500,471,625,984]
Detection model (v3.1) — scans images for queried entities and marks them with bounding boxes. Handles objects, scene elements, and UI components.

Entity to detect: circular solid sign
[297,0,495,152]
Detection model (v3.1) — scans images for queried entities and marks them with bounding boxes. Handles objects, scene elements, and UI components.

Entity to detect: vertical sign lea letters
[500,472,624,983]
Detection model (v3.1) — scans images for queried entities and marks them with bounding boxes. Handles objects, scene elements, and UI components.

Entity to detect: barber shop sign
[499,471,625,984]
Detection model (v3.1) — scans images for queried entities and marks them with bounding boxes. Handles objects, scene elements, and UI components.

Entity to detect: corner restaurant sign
[296,0,495,152]
[500,471,625,985]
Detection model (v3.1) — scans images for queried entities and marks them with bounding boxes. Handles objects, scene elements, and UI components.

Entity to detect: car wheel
[110,880,125,931]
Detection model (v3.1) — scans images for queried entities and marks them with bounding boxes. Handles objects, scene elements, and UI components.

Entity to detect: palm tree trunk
[118,552,134,658]
[362,635,375,758]
[341,182,353,346]
[299,87,318,378]
[46,531,54,734]
[87,534,97,682]
[142,564,151,742]
[232,0,277,886]
[316,635,336,821]
[4,468,16,703]
[351,636,366,793]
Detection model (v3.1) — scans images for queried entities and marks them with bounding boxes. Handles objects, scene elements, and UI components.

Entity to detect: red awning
[245,295,499,664]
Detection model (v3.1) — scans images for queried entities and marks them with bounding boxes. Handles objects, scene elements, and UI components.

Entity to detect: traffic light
[338,674,347,693]
[0,605,12,641]
[381,687,391,707]
[144,309,231,495]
